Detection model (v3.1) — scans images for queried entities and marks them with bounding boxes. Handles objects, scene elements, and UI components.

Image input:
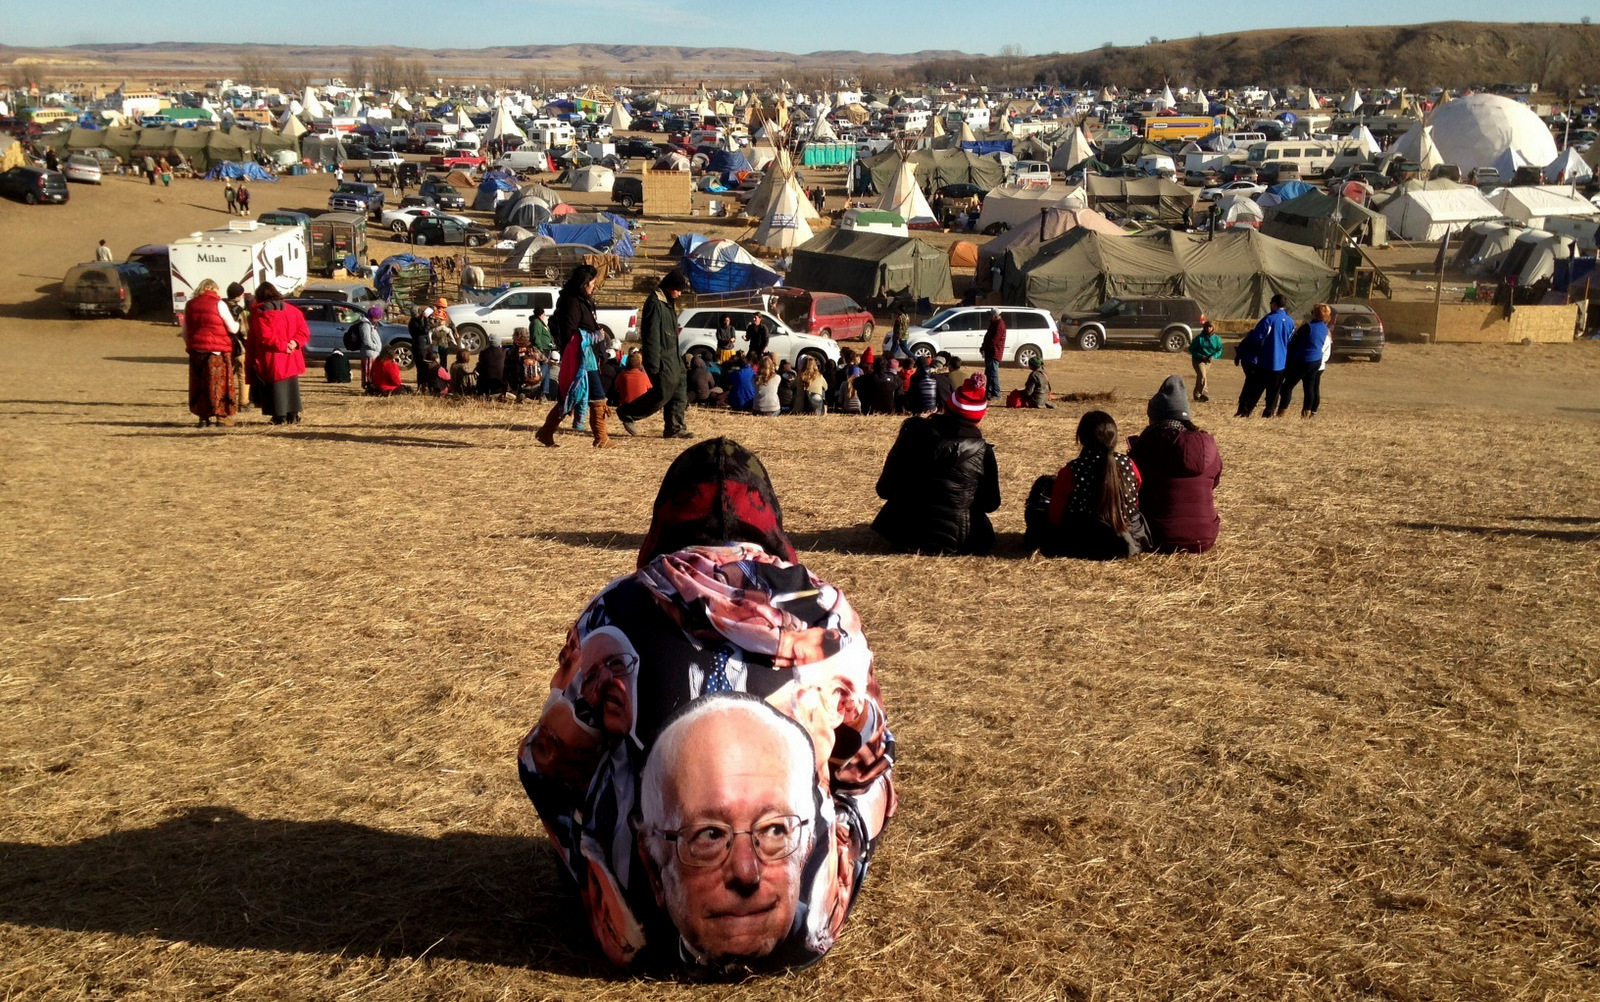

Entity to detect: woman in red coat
[182,279,239,427]
[245,284,309,425]
[1128,375,1223,553]
[367,345,406,395]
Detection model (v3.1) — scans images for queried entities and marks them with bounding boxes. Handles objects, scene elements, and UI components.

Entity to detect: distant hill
[0,41,970,85]
[907,22,1599,93]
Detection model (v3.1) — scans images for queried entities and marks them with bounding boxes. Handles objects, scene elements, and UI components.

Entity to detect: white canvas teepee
[877,160,937,225]
[489,104,526,142]
[606,102,632,130]
[279,115,307,140]
[1159,83,1176,109]
[1341,90,1363,113]
[811,114,837,141]
[301,87,326,120]
[454,107,475,131]
[745,153,820,221]
[752,175,814,251]
[1349,125,1381,158]
[957,121,976,143]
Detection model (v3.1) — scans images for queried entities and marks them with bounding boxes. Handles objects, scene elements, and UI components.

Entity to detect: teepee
[606,102,632,130]
[454,107,475,131]
[301,87,326,120]
[745,152,820,221]
[1341,89,1363,114]
[811,113,837,141]
[279,114,308,141]
[876,160,937,226]
[752,174,814,251]
[489,104,526,142]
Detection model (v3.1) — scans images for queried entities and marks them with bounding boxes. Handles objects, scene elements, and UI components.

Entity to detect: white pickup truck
[445,287,640,350]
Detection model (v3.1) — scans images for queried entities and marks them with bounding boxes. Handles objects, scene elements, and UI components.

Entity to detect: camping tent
[300,135,347,168]
[504,234,558,270]
[572,165,615,192]
[975,185,1083,233]
[1083,176,1197,222]
[1003,228,1336,320]
[948,241,979,269]
[1215,194,1265,229]
[1048,128,1096,173]
[707,148,752,184]
[876,160,938,227]
[476,174,520,211]
[1261,190,1387,247]
[1486,185,1600,226]
[1379,181,1502,240]
[751,175,814,252]
[787,229,953,308]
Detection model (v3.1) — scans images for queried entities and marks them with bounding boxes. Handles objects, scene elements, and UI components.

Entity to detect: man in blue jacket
[1235,295,1295,417]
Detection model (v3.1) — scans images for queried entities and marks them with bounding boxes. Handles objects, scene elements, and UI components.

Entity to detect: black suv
[409,215,491,247]
[0,165,69,204]
[611,175,644,211]
[1059,297,1205,352]
[1329,302,1385,362]
[615,138,660,160]
[418,178,466,210]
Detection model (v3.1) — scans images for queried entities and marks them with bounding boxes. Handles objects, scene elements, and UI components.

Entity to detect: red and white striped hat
[947,374,988,421]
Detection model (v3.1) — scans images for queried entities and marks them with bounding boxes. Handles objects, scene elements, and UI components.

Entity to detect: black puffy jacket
[872,414,1000,555]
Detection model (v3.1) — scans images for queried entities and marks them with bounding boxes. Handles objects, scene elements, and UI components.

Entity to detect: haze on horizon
[8,3,1598,61]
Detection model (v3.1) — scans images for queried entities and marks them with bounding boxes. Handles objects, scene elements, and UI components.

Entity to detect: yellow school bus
[1142,116,1219,143]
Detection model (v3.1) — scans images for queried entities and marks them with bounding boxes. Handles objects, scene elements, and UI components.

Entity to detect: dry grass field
[3,169,1600,1001]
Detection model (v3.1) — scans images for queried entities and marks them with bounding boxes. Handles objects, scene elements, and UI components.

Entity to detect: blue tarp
[203,161,277,181]
[1554,256,1596,293]
[473,175,518,210]
[536,222,636,257]
[683,257,783,295]
[1269,180,1315,200]
[671,232,709,256]
[708,148,752,184]
[962,139,1014,156]
[374,254,433,301]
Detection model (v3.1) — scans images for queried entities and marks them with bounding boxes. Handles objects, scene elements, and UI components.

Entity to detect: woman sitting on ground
[1128,375,1223,553]
[872,374,1000,555]
[1023,357,1054,408]
[367,345,407,395]
[686,353,724,407]
[449,348,475,396]
[1026,410,1150,560]
[752,352,781,416]
[795,356,828,415]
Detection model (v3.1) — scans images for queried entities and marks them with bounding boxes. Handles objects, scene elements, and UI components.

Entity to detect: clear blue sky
[7,3,1596,55]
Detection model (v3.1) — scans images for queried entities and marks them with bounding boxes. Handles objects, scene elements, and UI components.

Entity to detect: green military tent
[788,229,954,308]
[865,148,1006,194]
[1097,136,1176,167]
[1002,227,1335,321]
[1260,190,1388,248]
[1083,176,1197,223]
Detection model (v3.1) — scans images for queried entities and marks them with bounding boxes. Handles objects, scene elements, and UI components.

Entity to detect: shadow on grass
[105,356,187,365]
[0,399,171,408]
[1401,521,1600,543]
[0,806,605,973]
[516,524,1036,559]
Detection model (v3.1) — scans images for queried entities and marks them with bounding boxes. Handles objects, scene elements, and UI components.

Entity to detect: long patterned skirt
[188,351,237,420]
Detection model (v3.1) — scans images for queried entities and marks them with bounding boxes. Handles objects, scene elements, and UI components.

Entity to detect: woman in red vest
[182,279,239,427]
[245,284,309,425]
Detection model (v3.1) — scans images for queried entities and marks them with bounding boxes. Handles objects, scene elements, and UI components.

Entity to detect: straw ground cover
[3,322,1599,1001]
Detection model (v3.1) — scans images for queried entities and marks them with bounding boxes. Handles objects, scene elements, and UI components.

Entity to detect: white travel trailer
[167,220,307,318]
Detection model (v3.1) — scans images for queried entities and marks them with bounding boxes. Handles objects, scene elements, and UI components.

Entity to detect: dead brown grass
[3,177,1600,1001]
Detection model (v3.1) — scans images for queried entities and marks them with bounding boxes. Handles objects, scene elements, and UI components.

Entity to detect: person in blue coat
[1235,294,1295,417]
[1277,303,1332,418]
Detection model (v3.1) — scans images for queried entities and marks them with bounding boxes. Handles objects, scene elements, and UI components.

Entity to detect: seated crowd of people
[875,372,1223,560]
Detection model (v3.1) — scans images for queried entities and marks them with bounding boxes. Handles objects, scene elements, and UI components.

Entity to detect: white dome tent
[1425,93,1559,174]
[572,165,615,192]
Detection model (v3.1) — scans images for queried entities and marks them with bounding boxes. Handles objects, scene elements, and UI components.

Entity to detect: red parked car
[428,149,487,169]
[768,289,877,341]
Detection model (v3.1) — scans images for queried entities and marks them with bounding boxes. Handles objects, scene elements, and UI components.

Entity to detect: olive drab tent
[1002,227,1335,321]
[974,206,1126,288]
[1260,190,1387,248]
[300,135,347,168]
[864,148,1005,195]
[1083,176,1197,222]
[787,229,953,307]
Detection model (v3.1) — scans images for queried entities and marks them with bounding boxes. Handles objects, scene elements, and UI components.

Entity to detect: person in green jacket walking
[1188,321,1224,402]
[618,270,693,439]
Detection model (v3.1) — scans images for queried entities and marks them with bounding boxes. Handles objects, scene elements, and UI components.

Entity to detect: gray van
[496,149,550,173]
